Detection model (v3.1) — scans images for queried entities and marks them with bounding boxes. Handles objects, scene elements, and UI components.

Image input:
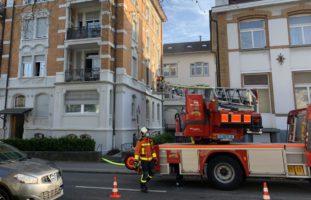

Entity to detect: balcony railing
[65,68,100,82]
[67,26,101,40]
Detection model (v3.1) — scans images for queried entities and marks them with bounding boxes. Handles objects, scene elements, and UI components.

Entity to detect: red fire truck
[125,88,311,190]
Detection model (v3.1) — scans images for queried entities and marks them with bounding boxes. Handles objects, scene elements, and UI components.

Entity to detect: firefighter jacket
[134,137,157,161]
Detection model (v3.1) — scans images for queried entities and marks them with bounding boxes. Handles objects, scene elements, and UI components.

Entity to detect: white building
[211,0,311,142]
[162,41,217,130]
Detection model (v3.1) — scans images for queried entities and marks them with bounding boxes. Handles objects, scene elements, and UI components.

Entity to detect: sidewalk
[54,159,136,175]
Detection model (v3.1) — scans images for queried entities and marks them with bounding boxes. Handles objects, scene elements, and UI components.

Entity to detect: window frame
[163,63,178,78]
[294,84,311,109]
[22,16,48,40]
[289,14,311,46]
[20,55,46,78]
[190,62,209,77]
[239,18,267,50]
[242,74,272,113]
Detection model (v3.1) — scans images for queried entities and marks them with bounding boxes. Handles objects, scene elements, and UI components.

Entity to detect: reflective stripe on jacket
[134,137,157,161]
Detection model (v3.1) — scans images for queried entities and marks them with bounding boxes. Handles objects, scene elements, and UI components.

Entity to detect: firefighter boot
[140,183,148,193]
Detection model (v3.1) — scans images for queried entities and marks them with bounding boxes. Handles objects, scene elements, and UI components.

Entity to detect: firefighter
[134,127,157,193]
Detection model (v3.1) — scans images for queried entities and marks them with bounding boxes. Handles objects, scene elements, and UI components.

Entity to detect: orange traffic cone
[109,177,121,199]
[262,182,271,200]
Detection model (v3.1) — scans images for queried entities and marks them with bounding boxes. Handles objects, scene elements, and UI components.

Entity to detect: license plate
[288,165,305,176]
[217,134,234,141]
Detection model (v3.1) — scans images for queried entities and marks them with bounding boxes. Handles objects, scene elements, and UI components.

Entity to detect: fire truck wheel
[207,155,244,190]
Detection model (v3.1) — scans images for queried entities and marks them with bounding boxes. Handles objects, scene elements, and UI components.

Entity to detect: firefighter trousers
[140,160,155,189]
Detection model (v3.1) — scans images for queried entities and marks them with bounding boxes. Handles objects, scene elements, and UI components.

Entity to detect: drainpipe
[112,0,118,149]
[209,10,221,87]
[0,2,6,76]
[3,0,15,139]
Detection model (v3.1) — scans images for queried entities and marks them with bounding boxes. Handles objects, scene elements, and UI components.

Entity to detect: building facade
[0,0,166,152]
[211,0,311,141]
[162,41,216,130]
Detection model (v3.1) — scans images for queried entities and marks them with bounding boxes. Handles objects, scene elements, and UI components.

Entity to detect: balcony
[65,68,100,82]
[67,26,101,40]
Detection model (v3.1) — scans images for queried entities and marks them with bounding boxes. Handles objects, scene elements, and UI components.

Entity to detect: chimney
[215,0,229,6]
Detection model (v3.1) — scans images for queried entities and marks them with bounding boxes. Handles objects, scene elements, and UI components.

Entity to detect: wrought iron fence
[67,26,101,40]
[65,68,100,82]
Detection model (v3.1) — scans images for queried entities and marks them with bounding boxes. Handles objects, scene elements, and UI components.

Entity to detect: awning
[0,108,33,115]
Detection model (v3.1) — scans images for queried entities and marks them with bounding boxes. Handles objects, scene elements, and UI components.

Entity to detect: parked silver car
[0,142,63,200]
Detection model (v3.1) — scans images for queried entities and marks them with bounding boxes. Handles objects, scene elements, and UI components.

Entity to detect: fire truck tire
[207,155,244,190]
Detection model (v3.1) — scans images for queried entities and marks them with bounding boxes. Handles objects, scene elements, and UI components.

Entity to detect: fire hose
[101,157,125,166]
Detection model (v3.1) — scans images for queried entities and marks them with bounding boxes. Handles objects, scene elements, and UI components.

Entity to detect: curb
[62,169,137,175]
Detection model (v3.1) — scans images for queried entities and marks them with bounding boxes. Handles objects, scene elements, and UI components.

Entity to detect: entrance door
[10,115,24,139]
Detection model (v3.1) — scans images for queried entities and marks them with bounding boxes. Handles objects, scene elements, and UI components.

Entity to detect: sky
[161,0,215,44]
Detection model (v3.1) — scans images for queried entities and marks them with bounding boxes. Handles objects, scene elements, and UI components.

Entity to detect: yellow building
[0,0,167,152]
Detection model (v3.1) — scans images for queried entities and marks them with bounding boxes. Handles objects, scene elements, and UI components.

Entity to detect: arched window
[239,19,266,49]
[14,95,25,108]
[157,103,160,121]
[35,94,49,117]
[146,100,150,120]
[289,14,311,46]
[131,95,136,119]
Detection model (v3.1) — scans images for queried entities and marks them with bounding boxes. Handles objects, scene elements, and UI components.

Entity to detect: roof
[163,41,211,55]
[151,0,167,22]
[0,108,32,115]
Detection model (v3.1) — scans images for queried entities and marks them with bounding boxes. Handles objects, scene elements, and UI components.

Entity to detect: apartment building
[211,0,311,142]
[0,0,167,152]
[162,41,216,130]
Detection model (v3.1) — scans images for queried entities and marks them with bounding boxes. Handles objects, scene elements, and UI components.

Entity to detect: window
[146,33,150,53]
[14,95,25,108]
[24,0,47,5]
[163,63,177,77]
[23,17,48,40]
[146,5,149,21]
[157,103,160,121]
[131,95,136,119]
[152,102,155,121]
[131,48,138,79]
[22,56,32,77]
[23,19,34,39]
[240,19,266,49]
[35,94,49,117]
[146,61,150,86]
[21,55,46,77]
[190,62,208,76]
[36,17,48,38]
[65,90,99,114]
[293,72,311,109]
[146,100,150,121]
[132,20,138,42]
[289,15,311,46]
[243,74,271,113]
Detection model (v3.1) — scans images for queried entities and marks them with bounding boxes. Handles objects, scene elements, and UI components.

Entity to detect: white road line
[76,186,167,193]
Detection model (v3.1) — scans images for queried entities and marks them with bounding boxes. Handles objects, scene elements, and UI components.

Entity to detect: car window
[0,144,26,162]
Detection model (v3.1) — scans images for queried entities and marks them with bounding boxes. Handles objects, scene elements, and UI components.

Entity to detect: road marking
[76,186,167,193]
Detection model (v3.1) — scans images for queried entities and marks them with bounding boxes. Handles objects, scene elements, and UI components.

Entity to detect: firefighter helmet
[140,127,148,137]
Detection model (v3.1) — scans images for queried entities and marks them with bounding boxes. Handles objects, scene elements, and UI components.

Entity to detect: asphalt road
[59,172,311,200]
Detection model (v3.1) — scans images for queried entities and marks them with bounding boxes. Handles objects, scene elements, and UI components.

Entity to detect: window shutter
[36,18,47,38]
[65,90,99,104]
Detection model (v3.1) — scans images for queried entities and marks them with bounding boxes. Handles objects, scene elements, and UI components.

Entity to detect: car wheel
[0,188,10,200]
[207,155,244,190]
